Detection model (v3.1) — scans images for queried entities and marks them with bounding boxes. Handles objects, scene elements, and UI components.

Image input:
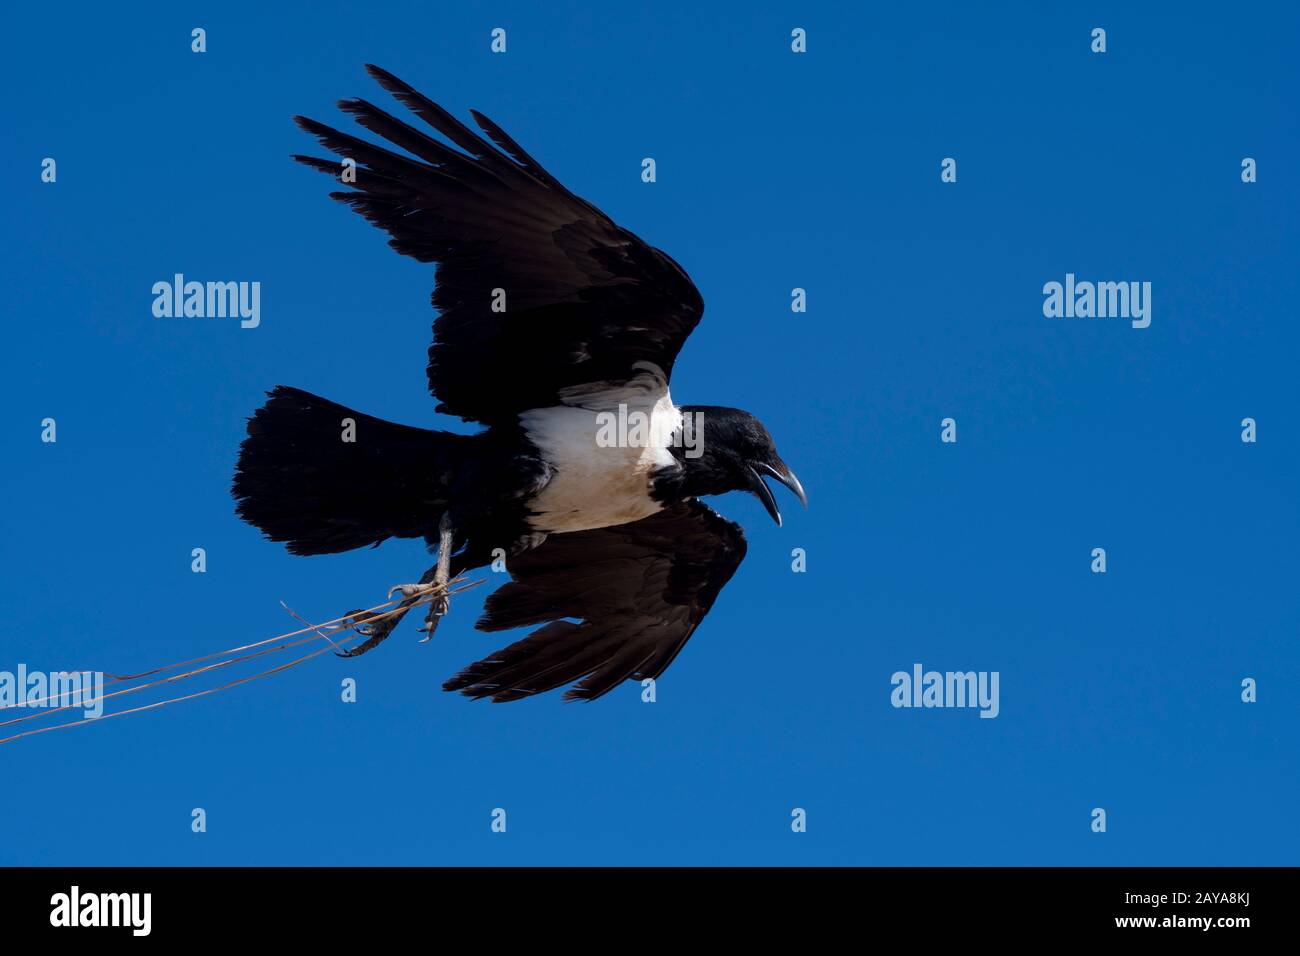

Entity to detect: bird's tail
[232,386,474,555]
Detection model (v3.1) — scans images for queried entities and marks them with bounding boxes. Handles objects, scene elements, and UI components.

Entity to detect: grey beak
[760,461,808,509]
[748,461,809,526]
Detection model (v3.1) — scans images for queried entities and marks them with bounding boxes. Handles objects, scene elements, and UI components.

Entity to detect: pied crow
[232,65,806,702]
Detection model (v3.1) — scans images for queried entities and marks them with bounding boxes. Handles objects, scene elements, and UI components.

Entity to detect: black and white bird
[232,65,806,702]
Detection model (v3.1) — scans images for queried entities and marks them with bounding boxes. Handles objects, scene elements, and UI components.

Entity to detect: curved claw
[339,609,368,632]
[415,597,450,642]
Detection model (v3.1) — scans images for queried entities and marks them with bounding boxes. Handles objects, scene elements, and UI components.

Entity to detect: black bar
[0,867,1283,939]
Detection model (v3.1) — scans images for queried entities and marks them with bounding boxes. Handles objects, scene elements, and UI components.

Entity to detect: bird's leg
[416,512,455,641]
[336,514,456,657]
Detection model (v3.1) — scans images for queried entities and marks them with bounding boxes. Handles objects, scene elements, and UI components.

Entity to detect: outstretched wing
[444,501,747,702]
[293,64,705,424]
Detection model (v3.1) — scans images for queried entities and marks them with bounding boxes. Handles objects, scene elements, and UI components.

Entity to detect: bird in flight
[232,65,806,702]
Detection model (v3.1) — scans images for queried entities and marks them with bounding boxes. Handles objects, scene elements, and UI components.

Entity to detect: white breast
[521,367,683,534]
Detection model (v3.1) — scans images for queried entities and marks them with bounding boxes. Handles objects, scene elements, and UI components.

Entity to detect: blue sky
[1,1,1296,865]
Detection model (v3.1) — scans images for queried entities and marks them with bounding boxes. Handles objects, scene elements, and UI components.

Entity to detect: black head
[665,406,807,525]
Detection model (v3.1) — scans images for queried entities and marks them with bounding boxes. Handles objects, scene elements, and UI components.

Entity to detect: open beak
[747,461,809,526]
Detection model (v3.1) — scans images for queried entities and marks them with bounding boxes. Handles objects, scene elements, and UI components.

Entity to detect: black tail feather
[232,386,472,555]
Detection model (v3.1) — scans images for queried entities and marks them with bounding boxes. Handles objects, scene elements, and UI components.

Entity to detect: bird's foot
[415,593,450,643]
[334,559,452,658]
[385,579,450,643]
[337,607,404,657]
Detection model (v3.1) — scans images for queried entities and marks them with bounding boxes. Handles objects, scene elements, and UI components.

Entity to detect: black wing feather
[444,501,747,702]
[293,64,705,424]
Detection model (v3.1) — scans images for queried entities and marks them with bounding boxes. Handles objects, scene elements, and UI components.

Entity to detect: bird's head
[669,406,807,525]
